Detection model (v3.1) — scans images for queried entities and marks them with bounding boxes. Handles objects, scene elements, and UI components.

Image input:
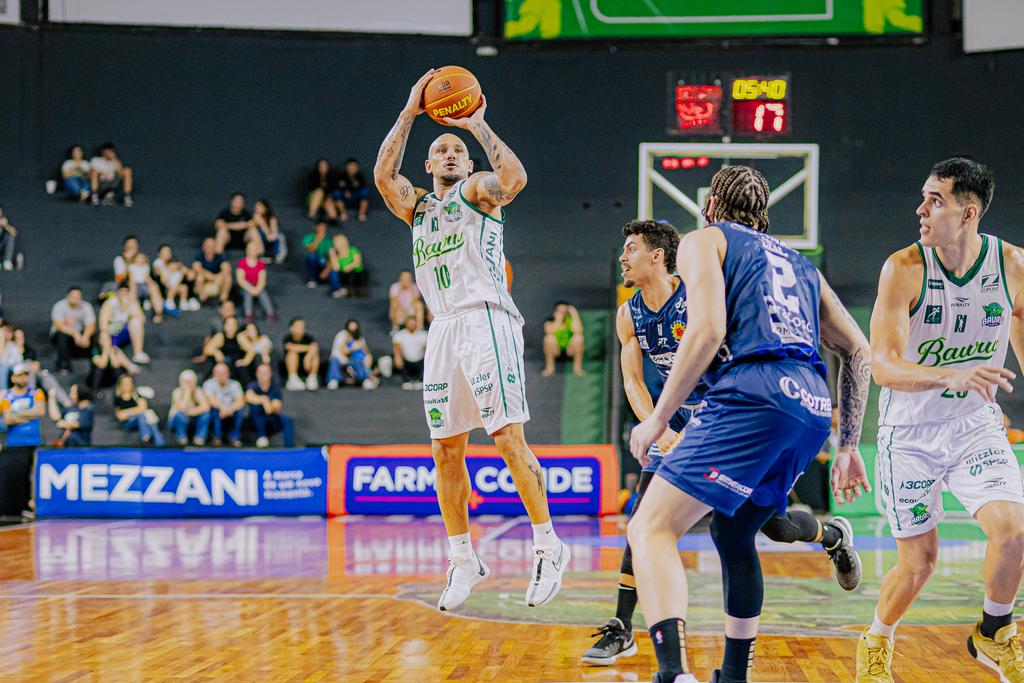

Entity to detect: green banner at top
[504,0,923,39]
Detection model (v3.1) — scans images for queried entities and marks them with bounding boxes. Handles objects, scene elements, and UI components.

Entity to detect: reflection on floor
[0,516,1000,682]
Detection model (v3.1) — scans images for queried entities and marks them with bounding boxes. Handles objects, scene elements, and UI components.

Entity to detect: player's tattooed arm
[441,96,527,209]
[374,71,433,224]
[818,274,872,448]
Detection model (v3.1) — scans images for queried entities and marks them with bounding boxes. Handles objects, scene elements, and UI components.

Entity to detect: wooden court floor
[0,516,1001,682]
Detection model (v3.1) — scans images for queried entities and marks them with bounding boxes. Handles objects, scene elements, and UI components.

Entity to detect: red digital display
[661,156,711,170]
[674,85,723,134]
[732,100,789,135]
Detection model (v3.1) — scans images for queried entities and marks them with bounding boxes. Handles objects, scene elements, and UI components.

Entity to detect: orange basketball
[422,66,483,124]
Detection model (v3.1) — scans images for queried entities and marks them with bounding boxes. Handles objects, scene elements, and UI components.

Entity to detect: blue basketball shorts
[656,360,831,516]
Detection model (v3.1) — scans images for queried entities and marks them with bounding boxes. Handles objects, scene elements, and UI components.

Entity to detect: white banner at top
[0,0,20,25]
[48,0,473,36]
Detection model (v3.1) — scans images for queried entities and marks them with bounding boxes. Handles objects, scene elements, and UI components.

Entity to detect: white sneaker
[362,377,379,390]
[437,553,490,612]
[142,300,152,311]
[327,379,339,390]
[286,375,305,391]
[132,352,151,364]
[255,436,270,448]
[2,261,12,271]
[526,540,571,607]
[305,374,319,391]
[378,356,393,378]
[401,382,413,391]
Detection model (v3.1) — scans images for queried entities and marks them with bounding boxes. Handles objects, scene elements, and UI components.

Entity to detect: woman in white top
[128,252,165,322]
[61,145,91,202]
[168,369,211,446]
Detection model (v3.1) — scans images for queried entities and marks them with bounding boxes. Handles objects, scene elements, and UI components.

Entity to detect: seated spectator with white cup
[392,317,428,390]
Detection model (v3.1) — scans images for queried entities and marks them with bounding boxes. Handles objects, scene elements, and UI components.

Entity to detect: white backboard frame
[637,142,820,250]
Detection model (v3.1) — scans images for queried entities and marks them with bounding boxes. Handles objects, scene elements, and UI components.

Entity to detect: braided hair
[706,165,770,233]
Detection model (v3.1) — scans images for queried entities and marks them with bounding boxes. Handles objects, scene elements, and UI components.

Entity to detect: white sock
[448,533,473,559]
[532,521,557,549]
[984,597,1015,617]
[868,610,898,640]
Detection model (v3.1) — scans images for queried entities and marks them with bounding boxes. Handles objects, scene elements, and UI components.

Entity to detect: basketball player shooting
[373,70,570,612]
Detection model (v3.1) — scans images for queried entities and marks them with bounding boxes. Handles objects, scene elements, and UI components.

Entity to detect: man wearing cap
[0,362,46,516]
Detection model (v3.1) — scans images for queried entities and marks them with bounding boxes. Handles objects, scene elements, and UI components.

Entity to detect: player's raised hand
[830,447,872,505]
[441,94,487,129]
[946,365,1016,403]
[630,415,665,463]
[403,69,436,116]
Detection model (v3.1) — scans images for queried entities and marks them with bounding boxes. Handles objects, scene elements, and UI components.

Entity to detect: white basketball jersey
[880,234,1012,426]
[409,179,522,323]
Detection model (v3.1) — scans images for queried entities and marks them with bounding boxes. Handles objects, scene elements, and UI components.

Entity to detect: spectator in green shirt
[302,221,332,288]
[326,234,366,298]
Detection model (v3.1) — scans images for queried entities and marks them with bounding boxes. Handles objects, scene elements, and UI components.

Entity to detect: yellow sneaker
[968,620,1024,682]
[855,628,894,682]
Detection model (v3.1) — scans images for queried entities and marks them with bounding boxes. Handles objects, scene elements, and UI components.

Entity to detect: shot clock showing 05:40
[731,75,790,136]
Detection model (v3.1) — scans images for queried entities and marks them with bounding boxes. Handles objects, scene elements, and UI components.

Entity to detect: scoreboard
[669,73,790,138]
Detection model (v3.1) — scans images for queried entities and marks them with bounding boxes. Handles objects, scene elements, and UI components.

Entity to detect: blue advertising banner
[36,448,327,517]
[328,444,619,516]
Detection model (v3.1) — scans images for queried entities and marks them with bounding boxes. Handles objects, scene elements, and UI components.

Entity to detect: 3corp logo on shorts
[778,377,832,417]
[703,467,752,498]
[900,479,934,490]
[424,383,448,392]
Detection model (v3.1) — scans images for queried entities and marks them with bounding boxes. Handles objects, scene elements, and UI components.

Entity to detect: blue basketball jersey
[705,222,826,385]
[628,281,705,431]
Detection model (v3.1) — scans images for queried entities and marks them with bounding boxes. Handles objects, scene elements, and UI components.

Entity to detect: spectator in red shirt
[236,241,276,324]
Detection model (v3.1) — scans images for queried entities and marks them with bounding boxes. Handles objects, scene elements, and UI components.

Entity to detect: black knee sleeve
[620,470,656,578]
[759,510,821,544]
[711,502,777,619]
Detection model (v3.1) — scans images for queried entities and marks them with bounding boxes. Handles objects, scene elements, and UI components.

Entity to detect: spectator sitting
[213,192,257,254]
[90,142,134,207]
[325,234,367,299]
[113,234,139,283]
[236,241,277,323]
[392,317,428,390]
[61,145,91,202]
[154,245,198,312]
[0,326,39,390]
[246,363,295,448]
[113,374,164,446]
[283,317,319,391]
[168,369,211,446]
[192,237,233,304]
[0,204,22,271]
[202,362,245,447]
[389,270,425,331]
[128,252,166,322]
[199,315,245,369]
[235,322,273,384]
[327,319,375,390]
[337,157,370,222]
[98,282,150,365]
[542,300,585,377]
[87,338,139,393]
[48,384,94,447]
[253,199,286,263]
[306,158,340,222]
[50,286,96,374]
[302,221,332,288]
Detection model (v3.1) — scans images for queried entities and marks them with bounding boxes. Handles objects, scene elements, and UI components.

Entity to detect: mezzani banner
[36,448,327,517]
[327,444,619,516]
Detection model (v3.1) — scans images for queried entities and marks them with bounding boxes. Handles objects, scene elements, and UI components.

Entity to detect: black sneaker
[826,516,862,591]
[582,617,637,666]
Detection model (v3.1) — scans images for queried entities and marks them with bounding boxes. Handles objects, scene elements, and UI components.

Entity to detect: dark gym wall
[0,6,1022,294]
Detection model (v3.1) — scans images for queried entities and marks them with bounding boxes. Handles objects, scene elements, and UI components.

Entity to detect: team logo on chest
[671,321,685,341]
[982,302,1005,327]
[443,201,463,223]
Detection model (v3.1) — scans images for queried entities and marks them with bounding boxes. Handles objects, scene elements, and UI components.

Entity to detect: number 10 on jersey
[432,264,452,290]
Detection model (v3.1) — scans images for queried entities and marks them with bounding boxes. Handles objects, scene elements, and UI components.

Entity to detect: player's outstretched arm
[818,272,872,503]
[629,229,726,460]
[373,70,433,226]
[871,247,1014,400]
[443,96,528,213]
